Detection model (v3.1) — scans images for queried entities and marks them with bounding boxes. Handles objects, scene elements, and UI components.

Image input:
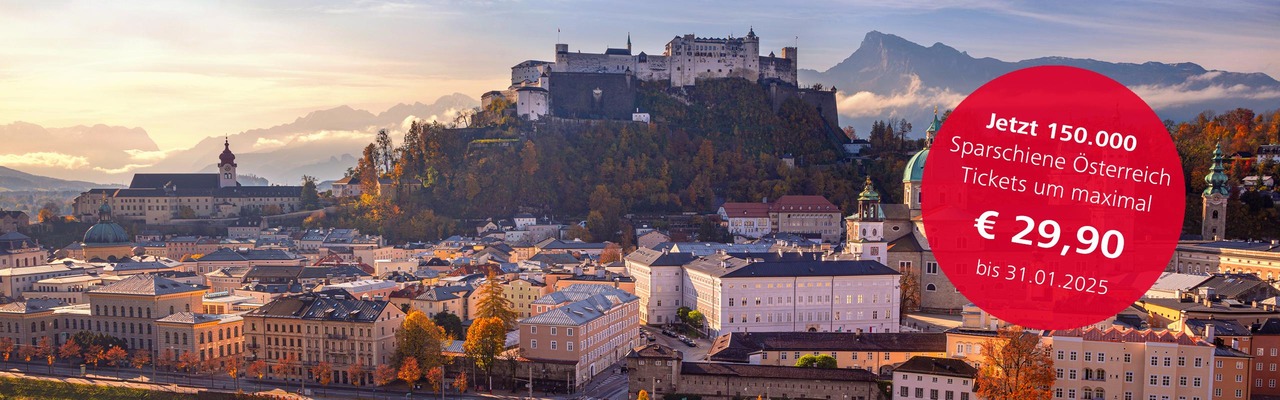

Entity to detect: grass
[0,376,272,400]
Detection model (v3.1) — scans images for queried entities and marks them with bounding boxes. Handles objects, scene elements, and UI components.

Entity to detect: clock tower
[845,177,887,265]
[218,138,238,188]
[1202,143,1228,240]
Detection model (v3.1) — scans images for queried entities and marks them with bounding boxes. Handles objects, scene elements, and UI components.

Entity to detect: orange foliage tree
[976,326,1055,400]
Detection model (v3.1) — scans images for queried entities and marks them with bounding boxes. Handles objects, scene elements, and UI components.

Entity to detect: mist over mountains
[0,93,476,187]
[800,31,1280,136]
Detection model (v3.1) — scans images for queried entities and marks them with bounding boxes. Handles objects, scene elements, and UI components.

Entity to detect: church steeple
[217,138,238,188]
[627,32,632,53]
[925,106,941,148]
[1204,143,1229,196]
[1202,142,1229,240]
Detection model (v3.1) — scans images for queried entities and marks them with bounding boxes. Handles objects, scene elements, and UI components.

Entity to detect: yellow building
[155,312,245,369]
[243,292,405,386]
[84,274,208,352]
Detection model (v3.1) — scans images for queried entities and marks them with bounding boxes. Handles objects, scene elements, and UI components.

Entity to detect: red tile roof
[769,195,839,212]
[720,202,771,218]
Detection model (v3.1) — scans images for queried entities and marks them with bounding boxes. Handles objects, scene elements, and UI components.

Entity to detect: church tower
[1202,143,1229,240]
[903,108,939,216]
[218,138,238,188]
[845,177,887,265]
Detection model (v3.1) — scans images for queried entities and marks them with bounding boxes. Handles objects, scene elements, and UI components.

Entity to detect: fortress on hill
[483,28,838,127]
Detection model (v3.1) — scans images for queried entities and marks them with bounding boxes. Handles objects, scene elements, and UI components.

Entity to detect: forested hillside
[308,78,922,244]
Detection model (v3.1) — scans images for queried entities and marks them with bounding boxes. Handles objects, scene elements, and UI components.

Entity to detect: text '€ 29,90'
[921,66,1186,330]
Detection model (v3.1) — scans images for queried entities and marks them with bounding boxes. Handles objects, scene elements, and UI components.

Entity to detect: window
[1125,372,1133,382]
[550,341,557,350]
[531,340,537,349]
[926,284,937,292]
[926,262,938,274]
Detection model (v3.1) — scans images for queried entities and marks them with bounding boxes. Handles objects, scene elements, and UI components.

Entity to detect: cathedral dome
[904,109,941,183]
[84,202,130,245]
[83,221,129,245]
[219,139,236,165]
[903,148,928,183]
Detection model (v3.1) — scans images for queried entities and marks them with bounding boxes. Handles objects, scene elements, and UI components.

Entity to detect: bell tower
[845,177,887,265]
[1202,143,1228,240]
[218,138,238,188]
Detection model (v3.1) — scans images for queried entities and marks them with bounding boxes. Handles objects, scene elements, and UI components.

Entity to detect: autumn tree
[398,356,422,392]
[37,201,61,223]
[83,344,104,368]
[347,360,367,388]
[453,370,468,393]
[277,352,299,383]
[374,364,397,387]
[976,326,1055,400]
[157,348,175,371]
[178,351,200,376]
[474,273,517,329]
[393,311,450,375]
[246,359,268,380]
[104,346,128,377]
[312,361,333,394]
[37,337,55,373]
[0,337,13,361]
[599,243,623,264]
[225,356,244,391]
[58,340,81,364]
[357,143,381,196]
[638,389,650,400]
[899,265,922,313]
[425,366,444,393]
[465,316,508,391]
[130,350,151,371]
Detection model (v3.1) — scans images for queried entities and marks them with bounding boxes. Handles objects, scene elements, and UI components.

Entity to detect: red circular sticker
[922,66,1185,330]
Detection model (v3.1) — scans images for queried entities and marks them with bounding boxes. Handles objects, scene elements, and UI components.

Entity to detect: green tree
[301,175,320,210]
[431,311,466,340]
[795,354,838,368]
[686,310,705,328]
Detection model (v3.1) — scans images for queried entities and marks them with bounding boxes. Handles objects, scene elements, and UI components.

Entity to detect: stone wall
[548,72,637,120]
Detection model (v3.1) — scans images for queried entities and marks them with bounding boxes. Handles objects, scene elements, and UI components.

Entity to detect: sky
[1,0,1278,151]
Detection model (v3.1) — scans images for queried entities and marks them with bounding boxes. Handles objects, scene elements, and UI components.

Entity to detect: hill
[0,165,116,192]
[309,78,880,244]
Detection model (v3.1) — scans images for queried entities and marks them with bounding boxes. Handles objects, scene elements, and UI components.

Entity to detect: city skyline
[2,0,1277,151]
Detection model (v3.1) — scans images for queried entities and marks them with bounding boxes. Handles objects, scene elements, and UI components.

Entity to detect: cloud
[1129,72,1280,108]
[254,138,285,149]
[0,152,89,169]
[123,148,178,162]
[293,130,375,144]
[835,74,967,119]
[93,164,152,174]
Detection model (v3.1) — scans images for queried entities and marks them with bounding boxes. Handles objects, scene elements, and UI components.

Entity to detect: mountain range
[0,93,476,187]
[800,31,1280,135]
[3,31,1279,189]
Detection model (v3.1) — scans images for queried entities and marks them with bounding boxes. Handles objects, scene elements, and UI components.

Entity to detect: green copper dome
[84,201,130,245]
[1203,143,1229,196]
[904,109,941,183]
[903,148,929,183]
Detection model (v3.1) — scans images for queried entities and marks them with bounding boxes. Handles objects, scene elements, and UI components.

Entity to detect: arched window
[1213,210,1219,219]
[1095,388,1105,399]
[1096,368,1105,381]
[925,284,937,292]
[1082,388,1093,399]
[1084,369,1093,380]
